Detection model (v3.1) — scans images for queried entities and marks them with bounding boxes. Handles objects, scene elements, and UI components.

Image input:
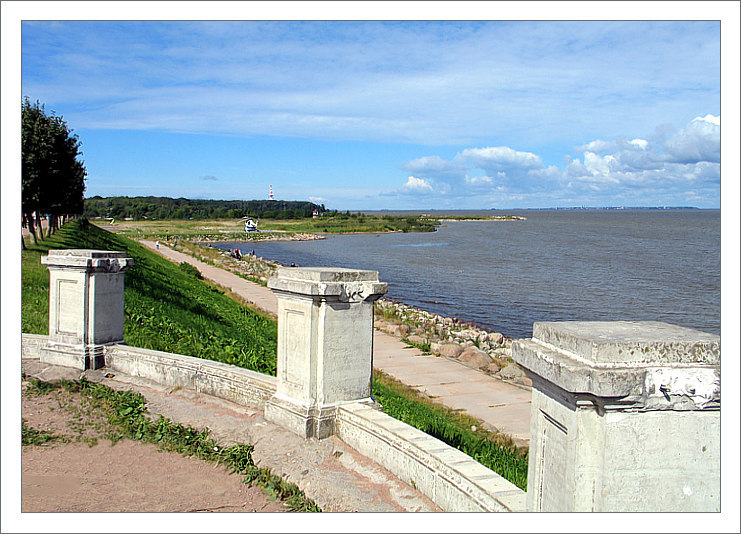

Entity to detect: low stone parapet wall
[336,402,526,512]
[21,334,48,360]
[22,334,277,408]
[104,344,278,409]
[21,333,524,512]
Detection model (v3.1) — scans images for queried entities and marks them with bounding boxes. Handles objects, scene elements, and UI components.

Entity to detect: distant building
[312,210,320,219]
[269,185,276,201]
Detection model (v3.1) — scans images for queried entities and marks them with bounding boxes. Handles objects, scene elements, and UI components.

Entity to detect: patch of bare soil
[21,381,287,513]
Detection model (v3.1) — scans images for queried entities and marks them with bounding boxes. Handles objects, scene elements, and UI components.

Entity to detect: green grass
[373,371,528,491]
[22,219,527,489]
[23,377,321,511]
[22,219,277,375]
[95,214,438,241]
[261,215,437,234]
[21,418,67,446]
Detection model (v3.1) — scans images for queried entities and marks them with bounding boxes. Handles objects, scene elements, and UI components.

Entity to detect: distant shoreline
[430,216,527,222]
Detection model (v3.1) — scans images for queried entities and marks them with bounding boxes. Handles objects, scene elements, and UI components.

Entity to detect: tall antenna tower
[268,185,275,201]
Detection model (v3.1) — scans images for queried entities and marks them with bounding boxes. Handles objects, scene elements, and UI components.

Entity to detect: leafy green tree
[22,98,86,247]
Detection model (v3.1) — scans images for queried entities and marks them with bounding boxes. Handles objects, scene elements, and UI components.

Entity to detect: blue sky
[18,19,723,209]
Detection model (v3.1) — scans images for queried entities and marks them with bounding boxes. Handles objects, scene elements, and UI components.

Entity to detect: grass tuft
[373,371,528,490]
[23,378,321,512]
[21,419,67,446]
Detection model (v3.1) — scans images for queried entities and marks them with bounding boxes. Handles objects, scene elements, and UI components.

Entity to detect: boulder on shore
[459,348,492,370]
[487,332,504,345]
[437,343,464,359]
[499,364,526,380]
[406,334,426,346]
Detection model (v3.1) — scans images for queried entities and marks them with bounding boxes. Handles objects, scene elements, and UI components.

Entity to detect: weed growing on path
[23,378,321,512]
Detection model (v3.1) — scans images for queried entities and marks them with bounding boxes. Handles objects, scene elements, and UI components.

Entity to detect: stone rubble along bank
[200,232,326,244]
[190,234,324,284]
[374,299,532,388]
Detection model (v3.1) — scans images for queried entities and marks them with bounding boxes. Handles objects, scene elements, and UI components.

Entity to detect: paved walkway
[140,241,532,445]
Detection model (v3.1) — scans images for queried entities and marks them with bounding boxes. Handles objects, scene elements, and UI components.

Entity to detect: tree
[22,98,86,247]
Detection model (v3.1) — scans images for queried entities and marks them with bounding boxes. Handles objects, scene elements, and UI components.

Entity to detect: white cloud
[698,114,720,126]
[459,146,543,171]
[21,21,720,146]
[583,152,617,177]
[394,114,720,207]
[393,176,434,195]
[578,139,615,154]
[403,156,467,182]
[309,196,326,203]
[465,174,493,185]
[662,114,720,164]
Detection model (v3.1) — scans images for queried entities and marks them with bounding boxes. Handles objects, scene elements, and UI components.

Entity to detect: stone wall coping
[268,267,388,301]
[336,402,527,512]
[513,323,721,407]
[105,344,277,391]
[44,249,130,259]
[532,321,719,366]
[41,249,134,272]
[274,266,382,283]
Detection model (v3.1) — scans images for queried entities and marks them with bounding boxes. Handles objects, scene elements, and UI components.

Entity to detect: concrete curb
[337,402,527,512]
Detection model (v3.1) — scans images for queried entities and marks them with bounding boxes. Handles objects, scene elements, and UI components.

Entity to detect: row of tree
[83,197,327,220]
[22,98,87,248]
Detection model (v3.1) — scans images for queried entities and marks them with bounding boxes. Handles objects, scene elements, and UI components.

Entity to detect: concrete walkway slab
[139,240,532,445]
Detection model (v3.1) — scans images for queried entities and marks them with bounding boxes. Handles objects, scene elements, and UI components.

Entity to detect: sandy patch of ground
[21,380,287,513]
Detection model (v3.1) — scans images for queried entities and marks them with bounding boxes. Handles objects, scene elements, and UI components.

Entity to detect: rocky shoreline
[199,232,326,244]
[374,299,532,389]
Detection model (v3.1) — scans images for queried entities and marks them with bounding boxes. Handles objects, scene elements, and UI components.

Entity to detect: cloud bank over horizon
[19,19,722,209]
[387,115,720,208]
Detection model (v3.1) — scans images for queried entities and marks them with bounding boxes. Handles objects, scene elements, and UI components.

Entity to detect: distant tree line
[22,98,87,248]
[83,196,327,220]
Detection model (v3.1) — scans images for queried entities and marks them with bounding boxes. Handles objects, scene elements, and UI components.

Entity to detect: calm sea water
[216,210,720,339]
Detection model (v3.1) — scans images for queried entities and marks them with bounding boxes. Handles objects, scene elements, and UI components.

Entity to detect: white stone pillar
[265,267,388,439]
[512,321,720,512]
[40,249,134,370]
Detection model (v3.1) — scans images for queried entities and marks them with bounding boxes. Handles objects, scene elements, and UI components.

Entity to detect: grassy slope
[22,219,277,375]
[22,220,526,489]
[372,372,528,490]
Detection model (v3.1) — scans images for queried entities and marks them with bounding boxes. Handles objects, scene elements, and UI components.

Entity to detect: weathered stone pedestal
[265,267,387,439]
[40,250,134,370]
[513,321,720,512]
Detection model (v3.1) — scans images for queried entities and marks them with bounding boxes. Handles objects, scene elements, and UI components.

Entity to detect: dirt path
[21,377,288,513]
[20,359,440,514]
